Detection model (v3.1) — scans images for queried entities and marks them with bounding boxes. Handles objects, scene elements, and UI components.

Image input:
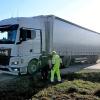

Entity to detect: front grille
[0,49,11,66]
[0,55,10,65]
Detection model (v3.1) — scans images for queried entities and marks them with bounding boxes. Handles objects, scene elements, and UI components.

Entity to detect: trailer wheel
[87,55,98,64]
[27,59,38,74]
[91,55,98,63]
[62,56,71,68]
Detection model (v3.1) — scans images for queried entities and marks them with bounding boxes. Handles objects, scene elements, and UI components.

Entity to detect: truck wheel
[62,56,71,68]
[87,55,98,64]
[87,56,92,64]
[27,59,38,74]
[92,55,98,63]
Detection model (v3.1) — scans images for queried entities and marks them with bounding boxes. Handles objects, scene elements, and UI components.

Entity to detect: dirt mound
[33,80,100,100]
[67,87,78,93]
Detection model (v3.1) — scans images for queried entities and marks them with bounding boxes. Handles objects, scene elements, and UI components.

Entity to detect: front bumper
[0,65,27,75]
[0,65,19,75]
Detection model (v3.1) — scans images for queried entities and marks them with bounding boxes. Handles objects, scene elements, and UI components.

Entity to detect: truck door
[32,30,42,54]
[19,28,42,57]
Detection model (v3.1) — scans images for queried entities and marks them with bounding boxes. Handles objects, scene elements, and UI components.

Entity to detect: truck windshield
[0,24,18,44]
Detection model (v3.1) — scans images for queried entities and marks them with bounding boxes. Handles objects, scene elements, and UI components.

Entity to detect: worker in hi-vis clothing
[50,51,62,83]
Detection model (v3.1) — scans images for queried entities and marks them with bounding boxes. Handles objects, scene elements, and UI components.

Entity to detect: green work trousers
[50,66,61,82]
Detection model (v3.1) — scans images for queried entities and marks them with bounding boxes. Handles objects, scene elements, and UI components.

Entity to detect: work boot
[58,80,62,83]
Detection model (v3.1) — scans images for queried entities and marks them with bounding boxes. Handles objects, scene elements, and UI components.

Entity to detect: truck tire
[92,55,98,63]
[87,56,93,64]
[62,56,71,68]
[27,59,38,74]
[87,55,98,64]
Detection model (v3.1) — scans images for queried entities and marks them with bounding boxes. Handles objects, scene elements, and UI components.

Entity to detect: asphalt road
[0,71,17,82]
[0,63,100,82]
[61,63,100,74]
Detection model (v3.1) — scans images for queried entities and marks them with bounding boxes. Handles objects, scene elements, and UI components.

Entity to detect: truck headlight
[14,68,18,71]
[11,68,19,71]
[11,61,19,65]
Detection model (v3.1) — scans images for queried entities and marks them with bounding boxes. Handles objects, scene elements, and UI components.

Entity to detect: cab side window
[20,28,31,41]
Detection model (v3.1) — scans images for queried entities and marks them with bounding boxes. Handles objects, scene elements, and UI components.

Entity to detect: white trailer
[0,15,100,75]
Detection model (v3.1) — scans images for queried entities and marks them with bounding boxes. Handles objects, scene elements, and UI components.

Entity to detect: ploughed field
[1,72,100,100]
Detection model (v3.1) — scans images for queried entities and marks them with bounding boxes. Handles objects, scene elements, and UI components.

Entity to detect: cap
[52,51,56,55]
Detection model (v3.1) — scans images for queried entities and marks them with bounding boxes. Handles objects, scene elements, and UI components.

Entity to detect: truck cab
[0,17,43,75]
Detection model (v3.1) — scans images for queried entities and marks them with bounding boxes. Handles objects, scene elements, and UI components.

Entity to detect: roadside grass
[32,72,100,100]
[62,72,100,82]
[32,80,100,100]
[1,71,100,99]
[78,69,100,73]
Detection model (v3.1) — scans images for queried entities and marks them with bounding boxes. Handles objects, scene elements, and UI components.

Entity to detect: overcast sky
[0,0,100,32]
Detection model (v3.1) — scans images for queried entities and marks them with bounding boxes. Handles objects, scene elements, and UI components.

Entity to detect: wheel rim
[28,59,38,74]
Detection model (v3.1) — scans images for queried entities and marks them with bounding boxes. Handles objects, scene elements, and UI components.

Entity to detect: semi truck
[0,15,100,75]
